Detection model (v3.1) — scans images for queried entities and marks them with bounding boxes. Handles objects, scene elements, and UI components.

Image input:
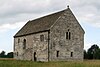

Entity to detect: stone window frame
[23,39,26,49]
[18,38,20,43]
[66,29,71,40]
[40,34,44,42]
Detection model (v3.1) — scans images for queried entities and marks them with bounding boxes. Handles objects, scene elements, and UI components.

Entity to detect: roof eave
[14,29,50,38]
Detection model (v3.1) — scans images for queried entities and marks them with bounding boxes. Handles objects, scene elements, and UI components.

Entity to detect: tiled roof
[14,9,67,37]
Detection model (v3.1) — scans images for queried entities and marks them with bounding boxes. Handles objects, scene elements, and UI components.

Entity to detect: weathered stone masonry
[14,7,85,62]
[49,9,84,61]
[14,31,49,61]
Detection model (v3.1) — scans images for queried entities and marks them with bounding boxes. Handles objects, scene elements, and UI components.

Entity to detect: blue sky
[0,0,100,53]
[81,22,100,50]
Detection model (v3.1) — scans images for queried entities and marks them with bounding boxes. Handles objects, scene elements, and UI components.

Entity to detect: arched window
[69,32,71,40]
[66,29,71,40]
[66,32,69,39]
[23,39,26,49]
[34,52,37,61]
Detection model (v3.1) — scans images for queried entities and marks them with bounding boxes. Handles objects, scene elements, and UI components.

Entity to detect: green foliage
[0,51,6,58]
[84,44,100,59]
[84,50,87,59]
[6,52,13,58]
[0,51,13,58]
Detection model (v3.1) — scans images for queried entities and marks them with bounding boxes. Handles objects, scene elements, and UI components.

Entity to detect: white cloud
[0,0,100,33]
[0,22,26,33]
[0,0,99,52]
[0,0,50,17]
[0,0,99,28]
[69,0,100,28]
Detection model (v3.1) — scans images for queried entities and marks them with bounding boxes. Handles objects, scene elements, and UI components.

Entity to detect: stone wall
[49,9,84,61]
[14,9,84,62]
[14,31,49,62]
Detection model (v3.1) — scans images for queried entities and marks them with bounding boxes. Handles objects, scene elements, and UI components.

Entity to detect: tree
[6,52,13,58]
[87,44,100,59]
[0,51,6,58]
[84,50,87,59]
[0,51,13,58]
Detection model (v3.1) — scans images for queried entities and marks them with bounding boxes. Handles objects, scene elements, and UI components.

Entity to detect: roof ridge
[14,8,68,37]
[29,9,67,22]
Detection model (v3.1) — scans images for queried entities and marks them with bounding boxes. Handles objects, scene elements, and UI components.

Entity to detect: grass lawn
[0,59,100,67]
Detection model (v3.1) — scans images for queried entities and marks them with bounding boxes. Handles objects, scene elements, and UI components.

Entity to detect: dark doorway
[56,51,59,57]
[71,52,73,57]
[34,52,37,61]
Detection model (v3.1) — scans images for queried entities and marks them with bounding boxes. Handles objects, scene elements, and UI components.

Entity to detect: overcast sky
[0,0,100,52]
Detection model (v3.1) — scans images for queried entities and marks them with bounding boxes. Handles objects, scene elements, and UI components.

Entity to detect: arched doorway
[34,52,37,61]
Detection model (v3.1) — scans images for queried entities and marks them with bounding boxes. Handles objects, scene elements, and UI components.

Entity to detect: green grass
[0,60,100,67]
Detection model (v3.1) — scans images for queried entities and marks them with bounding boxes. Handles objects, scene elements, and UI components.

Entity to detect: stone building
[14,6,85,62]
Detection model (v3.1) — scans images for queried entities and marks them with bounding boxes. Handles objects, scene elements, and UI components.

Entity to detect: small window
[17,52,18,56]
[18,39,20,43]
[66,32,69,39]
[71,52,73,57]
[23,39,26,49]
[69,32,71,40]
[40,35,44,41]
[56,51,59,57]
[66,30,71,40]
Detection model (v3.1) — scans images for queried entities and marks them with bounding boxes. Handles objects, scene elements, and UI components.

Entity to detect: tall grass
[0,59,100,67]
